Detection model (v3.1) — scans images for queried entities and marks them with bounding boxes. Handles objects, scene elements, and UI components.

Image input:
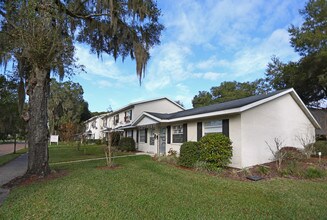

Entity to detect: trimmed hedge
[178,141,200,168]
[118,137,136,151]
[199,133,232,168]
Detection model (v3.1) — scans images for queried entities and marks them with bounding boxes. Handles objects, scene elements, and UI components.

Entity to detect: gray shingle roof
[147,90,287,120]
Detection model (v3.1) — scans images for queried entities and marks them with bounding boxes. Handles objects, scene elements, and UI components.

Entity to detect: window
[124,110,132,122]
[139,129,146,142]
[91,121,97,129]
[203,120,222,135]
[103,118,107,128]
[172,125,183,143]
[126,130,133,138]
[114,115,119,125]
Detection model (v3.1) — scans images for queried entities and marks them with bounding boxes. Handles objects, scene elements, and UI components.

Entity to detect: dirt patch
[2,169,69,189]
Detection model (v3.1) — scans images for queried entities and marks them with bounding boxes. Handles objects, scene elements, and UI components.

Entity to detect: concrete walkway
[0,153,28,205]
[0,153,28,187]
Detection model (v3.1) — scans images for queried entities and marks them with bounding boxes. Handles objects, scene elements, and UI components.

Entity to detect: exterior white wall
[229,115,242,168]
[85,116,104,139]
[136,127,159,154]
[133,99,183,119]
[240,94,315,167]
[137,117,159,126]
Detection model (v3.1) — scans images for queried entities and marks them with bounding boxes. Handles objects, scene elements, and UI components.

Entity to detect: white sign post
[50,135,59,145]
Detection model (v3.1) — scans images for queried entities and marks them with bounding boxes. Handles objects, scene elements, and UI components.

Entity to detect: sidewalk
[0,153,28,187]
[0,143,27,156]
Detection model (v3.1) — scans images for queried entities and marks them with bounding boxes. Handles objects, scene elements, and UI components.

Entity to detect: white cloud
[193,72,225,81]
[75,44,138,86]
[95,80,112,88]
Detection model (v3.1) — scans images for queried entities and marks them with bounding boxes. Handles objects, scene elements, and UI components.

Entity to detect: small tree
[266,137,286,171]
[296,133,316,159]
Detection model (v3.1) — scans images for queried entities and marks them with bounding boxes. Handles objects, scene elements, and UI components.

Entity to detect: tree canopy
[265,0,327,106]
[0,0,164,176]
[192,81,263,108]
[0,75,25,142]
[48,78,91,141]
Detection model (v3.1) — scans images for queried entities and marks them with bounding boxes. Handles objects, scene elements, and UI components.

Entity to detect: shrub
[118,137,136,151]
[178,141,200,168]
[95,139,102,145]
[194,161,222,173]
[279,160,300,177]
[199,133,233,168]
[257,165,270,176]
[111,132,121,146]
[304,167,326,179]
[314,141,327,156]
[280,147,305,161]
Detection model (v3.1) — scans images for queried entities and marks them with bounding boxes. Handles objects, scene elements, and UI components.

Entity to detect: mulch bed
[220,156,327,181]
[154,155,327,182]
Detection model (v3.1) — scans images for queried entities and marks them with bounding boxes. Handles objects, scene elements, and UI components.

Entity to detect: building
[131,89,320,168]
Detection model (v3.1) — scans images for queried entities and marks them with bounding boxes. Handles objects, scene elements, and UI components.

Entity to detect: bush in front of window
[111,132,121,146]
[178,141,200,168]
[118,137,136,151]
[199,133,232,168]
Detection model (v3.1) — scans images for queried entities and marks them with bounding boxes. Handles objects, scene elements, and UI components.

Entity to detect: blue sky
[71,0,306,112]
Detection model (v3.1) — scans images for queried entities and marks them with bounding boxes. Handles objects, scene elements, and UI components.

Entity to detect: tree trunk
[26,67,51,176]
[13,134,17,154]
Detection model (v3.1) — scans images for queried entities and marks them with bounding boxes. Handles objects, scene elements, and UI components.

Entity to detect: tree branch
[54,0,110,19]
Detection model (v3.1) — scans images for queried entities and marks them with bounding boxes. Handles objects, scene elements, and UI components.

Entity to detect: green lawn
[49,143,132,163]
[1,154,327,219]
[0,148,28,166]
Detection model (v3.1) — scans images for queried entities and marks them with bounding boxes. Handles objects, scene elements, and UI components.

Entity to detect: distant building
[309,108,327,139]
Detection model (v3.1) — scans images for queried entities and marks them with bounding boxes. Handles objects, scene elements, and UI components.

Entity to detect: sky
[70,0,306,112]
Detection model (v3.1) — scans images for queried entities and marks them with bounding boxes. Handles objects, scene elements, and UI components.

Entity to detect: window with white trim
[139,129,146,142]
[103,118,107,127]
[203,120,222,135]
[172,125,183,143]
[126,130,133,138]
[114,115,119,125]
[124,110,132,122]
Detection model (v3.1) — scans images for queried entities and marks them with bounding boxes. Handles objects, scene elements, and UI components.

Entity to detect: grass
[1,152,327,219]
[0,148,28,166]
[48,143,132,163]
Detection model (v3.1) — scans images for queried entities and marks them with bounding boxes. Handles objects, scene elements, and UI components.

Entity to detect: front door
[159,127,166,155]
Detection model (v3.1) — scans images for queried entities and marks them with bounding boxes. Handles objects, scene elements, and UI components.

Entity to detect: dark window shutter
[222,119,229,137]
[130,110,132,120]
[136,130,139,143]
[167,126,171,144]
[131,130,133,139]
[125,131,127,137]
[183,123,187,142]
[197,122,202,141]
[145,128,148,143]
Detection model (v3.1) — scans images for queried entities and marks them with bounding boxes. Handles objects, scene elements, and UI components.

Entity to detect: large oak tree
[0,0,163,176]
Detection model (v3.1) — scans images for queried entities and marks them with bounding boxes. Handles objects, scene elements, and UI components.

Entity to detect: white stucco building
[83,89,320,168]
[131,89,320,168]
